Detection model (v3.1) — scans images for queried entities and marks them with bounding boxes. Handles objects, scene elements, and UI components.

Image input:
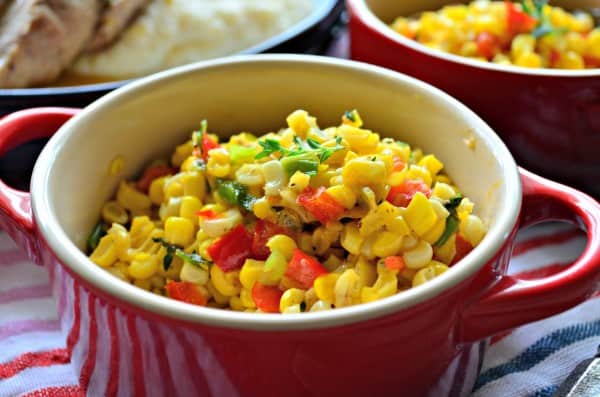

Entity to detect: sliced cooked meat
[0,0,100,88]
[86,0,150,52]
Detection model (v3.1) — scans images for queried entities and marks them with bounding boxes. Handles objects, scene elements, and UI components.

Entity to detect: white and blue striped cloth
[0,223,597,396]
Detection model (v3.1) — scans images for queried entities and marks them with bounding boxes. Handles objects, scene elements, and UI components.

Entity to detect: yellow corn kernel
[236,164,265,187]
[206,148,231,178]
[334,269,361,308]
[116,181,152,211]
[288,171,310,193]
[418,154,444,176]
[260,250,288,286]
[240,288,256,309]
[210,266,241,297]
[326,185,357,209]
[129,216,155,248]
[342,157,387,187]
[511,34,536,59]
[323,254,343,272]
[266,235,297,260]
[565,32,587,55]
[356,256,377,288]
[412,262,449,287]
[359,186,378,210]
[240,259,265,290]
[472,14,503,36]
[106,267,128,281]
[310,300,332,312]
[432,182,456,201]
[252,197,273,219]
[281,304,301,314]
[206,280,230,305]
[314,273,340,303]
[338,125,378,154]
[515,52,543,68]
[436,175,453,185]
[179,196,203,221]
[459,214,487,246]
[280,288,306,312]
[180,262,209,285]
[262,160,286,196]
[287,110,314,138]
[312,224,342,255]
[457,198,474,221]
[406,165,432,187]
[107,224,131,261]
[341,109,364,128]
[404,192,439,237]
[433,233,456,265]
[229,296,246,311]
[164,217,194,247]
[108,155,125,176]
[101,201,128,225]
[340,223,363,256]
[361,266,398,303]
[128,253,159,280]
[559,51,585,69]
[181,172,206,199]
[371,231,403,258]
[421,218,446,245]
[90,234,118,268]
[588,29,600,59]
[403,240,433,269]
[148,176,167,205]
[134,278,152,290]
[164,181,184,202]
[442,4,468,20]
[171,141,193,167]
[492,53,512,65]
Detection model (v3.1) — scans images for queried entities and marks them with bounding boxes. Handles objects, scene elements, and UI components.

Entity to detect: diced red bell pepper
[193,134,222,160]
[584,56,600,68]
[297,187,345,224]
[476,32,500,60]
[505,1,537,37]
[384,256,406,271]
[207,225,253,272]
[251,220,292,260]
[196,209,221,220]
[284,249,328,289]
[252,283,283,313]
[136,164,176,192]
[165,281,207,306]
[392,156,406,172]
[386,179,432,208]
[451,234,474,265]
[550,50,561,67]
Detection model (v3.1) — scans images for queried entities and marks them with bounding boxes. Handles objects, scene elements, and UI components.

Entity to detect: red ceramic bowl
[347,0,600,197]
[0,56,598,397]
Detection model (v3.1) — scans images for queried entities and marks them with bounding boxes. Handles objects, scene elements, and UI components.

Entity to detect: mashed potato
[71,0,313,79]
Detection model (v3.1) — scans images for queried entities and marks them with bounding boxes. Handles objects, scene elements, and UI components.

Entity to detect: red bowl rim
[347,0,600,78]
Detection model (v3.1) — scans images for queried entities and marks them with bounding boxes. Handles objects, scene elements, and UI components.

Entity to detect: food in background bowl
[70,0,314,82]
[88,110,487,313]
[391,0,600,69]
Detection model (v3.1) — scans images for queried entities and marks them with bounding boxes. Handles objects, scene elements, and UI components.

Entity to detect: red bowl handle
[0,108,80,263]
[460,168,600,342]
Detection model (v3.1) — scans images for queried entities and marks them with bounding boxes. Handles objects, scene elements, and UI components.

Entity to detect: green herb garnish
[521,0,566,38]
[255,136,343,166]
[344,110,357,122]
[444,194,463,212]
[434,194,464,247]
[87,221,107,252]
[152,237,212,271]
[216,179,257,211]
[192,119,209,149]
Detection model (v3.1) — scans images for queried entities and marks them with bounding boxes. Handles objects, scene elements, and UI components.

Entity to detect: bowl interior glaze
[31,55,520,330]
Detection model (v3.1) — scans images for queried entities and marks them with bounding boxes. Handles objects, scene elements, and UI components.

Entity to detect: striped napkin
[0,223,596,397]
